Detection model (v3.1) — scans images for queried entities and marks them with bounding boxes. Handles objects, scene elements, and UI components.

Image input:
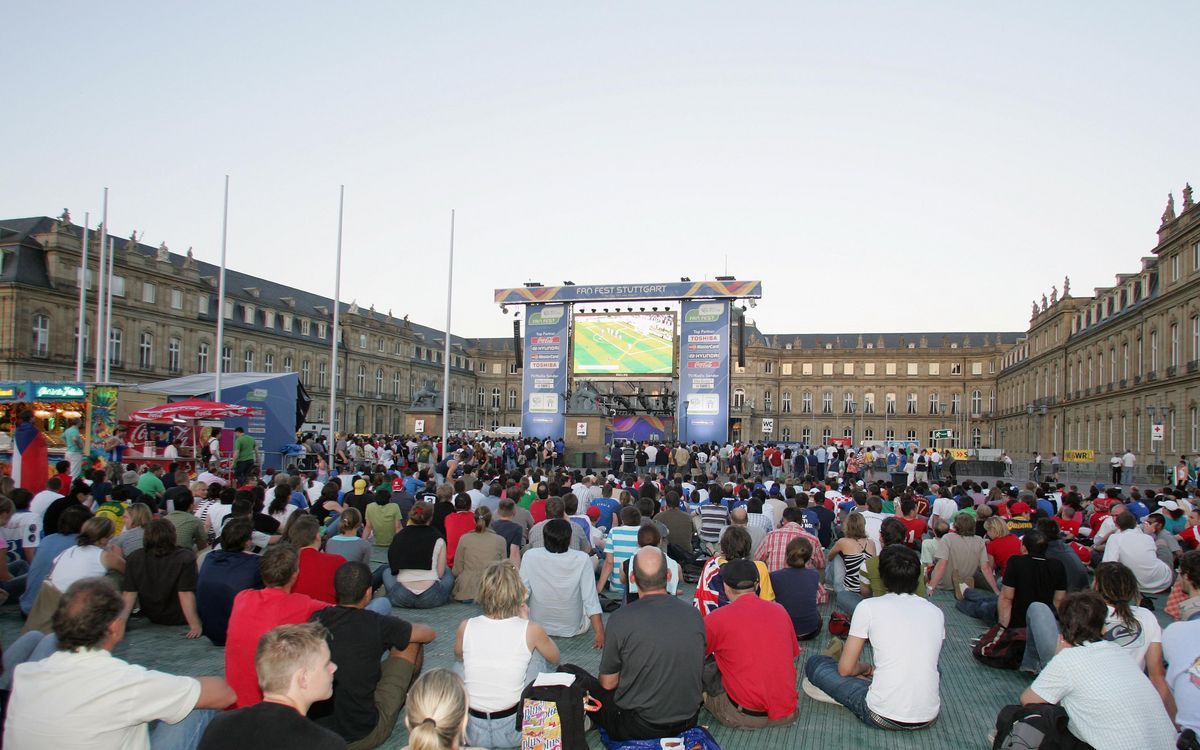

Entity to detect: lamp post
[1147,405,1158,470]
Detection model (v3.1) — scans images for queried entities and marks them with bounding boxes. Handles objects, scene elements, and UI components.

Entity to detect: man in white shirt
[196,463,227,488]
[803,545,944,729]
[521,519,605,647]
[930,493,960,530]
[1121,449,1136,485]
[860,495,890,552]
[29,476,65,529]
[4,578,235,750]
[1102,511,1175,595]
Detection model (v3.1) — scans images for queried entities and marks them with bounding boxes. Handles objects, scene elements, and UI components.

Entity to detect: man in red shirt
[225,542,328,707]
[897,498,928,551]
[443,493,476,568]
[286,515,345,604]
[702,558,799,728]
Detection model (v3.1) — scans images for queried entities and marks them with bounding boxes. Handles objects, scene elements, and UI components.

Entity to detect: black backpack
[992,703,1094,750]
[516,669,588,750]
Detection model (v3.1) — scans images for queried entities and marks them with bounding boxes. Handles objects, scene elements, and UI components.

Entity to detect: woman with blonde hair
[454,562,559,747]
[450,507,508,603]
[984,516,1021,579]
[402,669,482,750]
[113,502,154,556]
[827,511,878,593]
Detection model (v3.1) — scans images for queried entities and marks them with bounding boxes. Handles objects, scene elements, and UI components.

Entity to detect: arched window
[393,372,401,397]
[491,388,501,409]
[357,365,366,394]
[906,393,917,414]
[971,390,982,415]
[107,329,122,366]
[821,427,832,442]
[477,387,485,406]
[864,427,874,442]
[801,391,812,414]
[354,406,365,433]
[801,427,811,444]
[243,349,254,372]
[781,392,792,413]
[972,428,981,448]
[374,407,384,433]
[264,353,274,373]
[508,389,517,409]
[32,314,50,357]
[375,368,384,395]
[221,346,232,373]
[863,393,875,414]
[198,342,210,372]
[822,392,833,414]
[781,426,791,441]
[906,429,917,441]
[733,388,746,409]
[138,332,153,369]
[167,338,181,372]
[885,428,895,441]
[843,391,854,414]
[301,360,311,386]
[318,360,328,388]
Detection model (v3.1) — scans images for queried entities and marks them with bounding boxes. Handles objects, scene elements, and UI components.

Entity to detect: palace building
[2,184,1197,466]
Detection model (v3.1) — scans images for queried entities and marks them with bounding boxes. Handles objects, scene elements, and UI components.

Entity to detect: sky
[4,2,1198,339]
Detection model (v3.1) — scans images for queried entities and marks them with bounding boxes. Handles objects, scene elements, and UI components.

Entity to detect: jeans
[954,588,998,624]
[1,631,58,691]
[1022,602,1060,673]
[149,709,217,750]
[826,556,847,593]
[835,590,863,615]
[803,655,874,726]
[365,597,393,616]
[1121,467,1132,485]
[454,652,550,748]
[2,559,30,601]
[383,567,454,609]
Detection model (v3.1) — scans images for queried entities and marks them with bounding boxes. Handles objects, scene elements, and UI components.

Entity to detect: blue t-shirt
[770,566,821,637]
[196,550,264,646]
[1126,501,1150,521]
[20,533,77,615]
[1036,499,1056,518]
[591,497,620,532]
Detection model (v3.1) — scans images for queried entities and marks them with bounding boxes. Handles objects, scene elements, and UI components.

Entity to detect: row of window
[754,361,993,377]
[731,388,995,416]
[760,425,986,449]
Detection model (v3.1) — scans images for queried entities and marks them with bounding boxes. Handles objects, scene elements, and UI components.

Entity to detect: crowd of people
[0,432,1198,749]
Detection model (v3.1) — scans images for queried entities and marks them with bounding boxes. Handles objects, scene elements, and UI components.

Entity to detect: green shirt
[365,502,402,547]
[63,425,84,453]
[863,553,926,598]
[519,490,538,510]
[234,433,257,462]
[136,472,165,498]
[166,510,206,550]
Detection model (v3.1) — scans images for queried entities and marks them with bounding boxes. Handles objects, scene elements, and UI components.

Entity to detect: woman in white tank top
[454,562,560,749]
[49,516,125,591]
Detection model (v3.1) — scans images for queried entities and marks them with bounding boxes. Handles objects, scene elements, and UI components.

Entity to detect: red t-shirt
[529,500,548,525]
[704,593,799,720]
[1178,524,1200,549]
[986,535,1022,576]
[444,511,476,567]
[899,517,928,550]
[292,547,345,604]
[1054,516,1082,537]
[225,587,328,706]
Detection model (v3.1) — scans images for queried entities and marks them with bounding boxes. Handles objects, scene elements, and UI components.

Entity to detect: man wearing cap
[347,477,371,516]
[1006,500,1035,538]
[701,558,799,728]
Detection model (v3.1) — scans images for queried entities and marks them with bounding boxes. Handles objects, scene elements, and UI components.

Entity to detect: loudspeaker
[736,307,745,368]
[513,320,523,369]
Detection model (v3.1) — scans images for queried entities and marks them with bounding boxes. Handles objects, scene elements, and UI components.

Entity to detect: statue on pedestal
[411,378,442,408]
[58,208,71,226]
[1050,285,1058,305]
[1063,276,1070,297]
[1032,301,1039,317]
[156,242,170,262]
[1041,294,1048,311]
[184,247,195,269]
[1162,193,1176,225]
[1184,183,1194,209]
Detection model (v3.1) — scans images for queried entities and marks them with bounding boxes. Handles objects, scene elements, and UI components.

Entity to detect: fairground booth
[0,381,89,467]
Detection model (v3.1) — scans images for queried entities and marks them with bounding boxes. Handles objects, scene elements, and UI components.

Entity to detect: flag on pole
[12,417,49,493]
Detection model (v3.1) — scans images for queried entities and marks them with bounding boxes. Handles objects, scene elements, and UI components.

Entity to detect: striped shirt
[606,526,641,592]
[698,504,730,544]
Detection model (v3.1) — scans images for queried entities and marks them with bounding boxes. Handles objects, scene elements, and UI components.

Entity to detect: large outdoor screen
[572,312,676,376]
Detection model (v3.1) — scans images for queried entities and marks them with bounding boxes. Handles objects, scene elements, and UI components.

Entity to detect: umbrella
[128,398,257,422]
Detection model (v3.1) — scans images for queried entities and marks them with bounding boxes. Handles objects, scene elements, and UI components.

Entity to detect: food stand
[126,398,258,476]
[0,381,89,472]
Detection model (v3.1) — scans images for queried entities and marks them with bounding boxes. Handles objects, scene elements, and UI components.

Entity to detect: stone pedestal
[407,412,441,437]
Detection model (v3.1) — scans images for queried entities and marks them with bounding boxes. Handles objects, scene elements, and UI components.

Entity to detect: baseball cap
[353,478,368,494]
[720,559,759,591]
[1159,500,1180,512]
[1010,501,1032,515]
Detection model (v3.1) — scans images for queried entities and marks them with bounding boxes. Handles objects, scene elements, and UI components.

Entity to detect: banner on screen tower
[522,304,568,439]
[678,300,730,444]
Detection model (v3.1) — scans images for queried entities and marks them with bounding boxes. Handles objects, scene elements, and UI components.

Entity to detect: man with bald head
[563,547,706,741]
[720,507,765,556]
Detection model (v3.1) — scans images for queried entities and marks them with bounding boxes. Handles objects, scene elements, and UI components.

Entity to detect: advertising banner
[496,280,762,305]
[522,304,568,438]
[678,300,729,444]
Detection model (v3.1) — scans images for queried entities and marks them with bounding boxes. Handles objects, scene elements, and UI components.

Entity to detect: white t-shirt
[3,648,200,750]
[1163,618,1200,734]
[30,491,62,525]
[49,546,106,591]
[931,497,959,524]
[1030,641,1176,750]
[1101,529,1175,593]
[3,510,42,556]
[1102,604,1161,670]
[1122,452,1136,468]
[848,593,944,723]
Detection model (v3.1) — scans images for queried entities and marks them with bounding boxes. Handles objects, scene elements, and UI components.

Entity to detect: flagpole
[75,212,89,382]
[103,222,115,382]
[441,209,455,451]
[329,185,344,439]
[215,175,230,401]
[94,188,108,382]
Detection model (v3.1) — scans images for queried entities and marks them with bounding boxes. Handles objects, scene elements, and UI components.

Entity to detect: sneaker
[801,677,839,705]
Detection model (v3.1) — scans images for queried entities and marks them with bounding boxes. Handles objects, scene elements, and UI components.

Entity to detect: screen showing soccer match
[572,312,676,376]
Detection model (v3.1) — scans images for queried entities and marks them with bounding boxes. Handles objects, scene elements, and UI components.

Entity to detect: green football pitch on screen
[572,314,674,375]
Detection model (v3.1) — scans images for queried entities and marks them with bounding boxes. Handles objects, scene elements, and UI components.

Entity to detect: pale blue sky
[4,2,1198,337]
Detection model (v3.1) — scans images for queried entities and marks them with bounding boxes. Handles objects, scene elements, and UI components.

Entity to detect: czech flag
[12,421,48,494]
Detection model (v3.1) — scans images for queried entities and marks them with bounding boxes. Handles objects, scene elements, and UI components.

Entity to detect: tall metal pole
[103,232,116,382]
[328,186,344,438]
[441,210,455,452]
[75,213,89,381]
[94,189,108,381]
[215,175,230,400]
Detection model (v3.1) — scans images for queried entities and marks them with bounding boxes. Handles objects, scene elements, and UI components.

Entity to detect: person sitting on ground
[841,517,927,615]
[803,545,945,731]
[528,494,593,554]
[770,537,822,640]
[657,491,696,555]
[165,490,209,553]
[383,501,454,609]
[4,578,235,749]
[489,498,525,556]
[400,669,484,750]
[112,502,153,557]
[364,489,402,550]
[1163,550,1200,737]
[199,622,346,749]
[1014,591,1177,749]
[827,512,879,601]
[308,562,435,749]
[197,518,263,646]
[702,558,799,728]
[521,518,605,646]
[288,515,346,605]
[1034,518,1090,592]
[599,506,644,596]
[325,507,372,566]
[19,505,91,617]
[451,507,509,603]
[563,547,705,740]
[456,562,561,747]
[120,517,202,637]
[926,512,1000,596]
[225,543,330,707]
[35,517,125,617]
[695,525,775,616]
[1023,562,1174,718]
[443,493,476,569]
[919,519,950,578]
[621,524,683,602]
[1102,511,1175,597]
[982,529,1067,644]
[983,516,1021,580]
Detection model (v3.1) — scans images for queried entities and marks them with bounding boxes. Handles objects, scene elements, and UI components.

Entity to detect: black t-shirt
[309,606,412,742]
[770,567,821,636]
[598,593,705,724]
[491,519,523,552]
[809,505,836,549]
[198,701,347,750]
[42,496,81,537]
[122,547,199,625]
[1003,554,1067,628]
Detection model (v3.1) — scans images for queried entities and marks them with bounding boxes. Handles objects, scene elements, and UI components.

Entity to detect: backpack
[597,725,722,750]
[973,624,1027,670]
[201,441,212,462]
[992,703,1092,750]
[516,670,588,750]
